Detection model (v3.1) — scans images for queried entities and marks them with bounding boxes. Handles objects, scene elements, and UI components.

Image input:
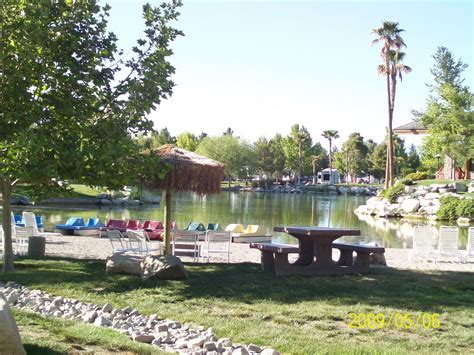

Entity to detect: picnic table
[251,226,385,276]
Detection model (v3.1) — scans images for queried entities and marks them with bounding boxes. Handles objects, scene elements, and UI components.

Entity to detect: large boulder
[106,252,144,275]
[0,293,26,355]
[400,198,420,213]
[141,255,188,281]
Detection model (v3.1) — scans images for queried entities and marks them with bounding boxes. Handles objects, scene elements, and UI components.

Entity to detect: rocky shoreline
[222,184,379,196]
[1,281,279,355]
[355,182,473,222]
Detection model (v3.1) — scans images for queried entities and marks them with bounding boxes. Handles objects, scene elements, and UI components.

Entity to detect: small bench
[332,242,386,272]
[250,243,299,273]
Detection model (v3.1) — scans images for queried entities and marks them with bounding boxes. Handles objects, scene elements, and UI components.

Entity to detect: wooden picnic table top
[273,226,361,238]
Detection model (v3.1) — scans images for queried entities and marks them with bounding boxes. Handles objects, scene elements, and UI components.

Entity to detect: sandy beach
[40,235,474,273]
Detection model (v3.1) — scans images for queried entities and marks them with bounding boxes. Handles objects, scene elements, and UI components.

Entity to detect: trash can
[28,236,46,259]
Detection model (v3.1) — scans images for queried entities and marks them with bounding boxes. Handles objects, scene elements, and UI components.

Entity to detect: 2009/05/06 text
[348,312,441,330]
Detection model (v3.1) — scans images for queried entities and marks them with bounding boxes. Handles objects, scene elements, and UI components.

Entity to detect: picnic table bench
[250,240,385,275]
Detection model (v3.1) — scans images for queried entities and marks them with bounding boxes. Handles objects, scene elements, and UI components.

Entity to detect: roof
[393,121,428,135]
[142,145,225,195]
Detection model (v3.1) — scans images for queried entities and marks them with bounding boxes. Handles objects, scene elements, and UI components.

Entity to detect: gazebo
[142,144,225,253]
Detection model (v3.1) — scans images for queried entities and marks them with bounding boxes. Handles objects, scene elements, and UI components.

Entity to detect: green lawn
[12,184,109,201]
[1,259,473,354]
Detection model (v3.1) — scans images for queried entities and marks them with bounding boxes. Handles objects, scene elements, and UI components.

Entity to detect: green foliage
[456,198,474,218]
[405,171,430,181]
[417,47,473,168]
[176,131,199,152]
[383,181,405,202]
[0,0,183,271]
[196,135,255,180]
[437,196,461,220]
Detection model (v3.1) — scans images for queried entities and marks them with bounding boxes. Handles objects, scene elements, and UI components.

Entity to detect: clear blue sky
[103,0,473,148]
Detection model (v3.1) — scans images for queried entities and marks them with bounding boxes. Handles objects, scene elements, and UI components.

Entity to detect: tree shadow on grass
[2,257,474,313]
[24,344,63,355]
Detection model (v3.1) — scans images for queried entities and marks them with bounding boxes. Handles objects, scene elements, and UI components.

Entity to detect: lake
[8,192,472,248]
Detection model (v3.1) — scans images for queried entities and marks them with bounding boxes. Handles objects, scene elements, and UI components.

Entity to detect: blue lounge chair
[15,215,44,230]
[55,218,85,235]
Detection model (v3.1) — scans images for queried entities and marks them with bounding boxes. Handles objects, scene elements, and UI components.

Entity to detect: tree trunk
[328,139,333,184]
[1,179,14,273]
[384,67,393,188]
[312,161,316,184]
[163,189,172,255]
[297,142,302,186]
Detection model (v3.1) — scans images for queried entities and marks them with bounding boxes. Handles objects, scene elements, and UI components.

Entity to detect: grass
[1,258,473,354]
[12,184,109,201]
[414,179,470,187]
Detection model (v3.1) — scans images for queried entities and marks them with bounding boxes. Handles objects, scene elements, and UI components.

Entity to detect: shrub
[383,181,405,202]
[456,198,474,218]
[251,181,258,188]
[405,171,430,181]
[437,196,474,220]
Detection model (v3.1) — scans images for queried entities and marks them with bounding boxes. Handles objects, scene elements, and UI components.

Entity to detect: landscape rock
[400,199,420,213]
[106,252,144,275]
[141,255,188,280]
[0,293,26,355]
[133,333,155,343]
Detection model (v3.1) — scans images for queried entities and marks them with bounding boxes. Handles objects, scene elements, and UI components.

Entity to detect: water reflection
[5,192,472,248]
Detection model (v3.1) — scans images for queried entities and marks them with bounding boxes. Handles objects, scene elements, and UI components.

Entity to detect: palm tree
[321,130,339,184]
[291,125,310,186]
[372,21,410,188]
[311,155,320,184]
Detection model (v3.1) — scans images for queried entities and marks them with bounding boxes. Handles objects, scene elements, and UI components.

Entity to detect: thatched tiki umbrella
[143,144,225,254]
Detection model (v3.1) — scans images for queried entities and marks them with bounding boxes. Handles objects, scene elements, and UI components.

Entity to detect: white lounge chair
[435,226,462,263]
[172,230,200,262]
[13,226,34,255]
[409,225,433,262]
[22,212,61,238]
[107,230,127,253]
[126,229,163,255]
[465,227,474,263]
[205,230,231,263]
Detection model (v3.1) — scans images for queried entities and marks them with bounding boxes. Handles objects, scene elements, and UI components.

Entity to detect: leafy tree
[269,134,286,181]
[254,137,275,177]
[321,130,339,184]
[334,133,368,182]
[416,47,473,178]
[0,0,183,272]
[196,135,255,186]
[368,143,386,182]
[372,21,411,188]
[281,125,312,184]
[176,131,199,151]
[223,127,234,136]
[403,144,421,175]
[151,127,177,147]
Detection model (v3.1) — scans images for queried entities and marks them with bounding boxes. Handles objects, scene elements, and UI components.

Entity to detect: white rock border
[0,281,280,355]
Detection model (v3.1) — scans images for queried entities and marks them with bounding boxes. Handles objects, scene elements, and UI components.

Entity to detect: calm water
[7,192,472,248]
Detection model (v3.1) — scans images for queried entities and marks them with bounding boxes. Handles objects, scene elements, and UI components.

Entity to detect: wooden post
[163,188,172,255]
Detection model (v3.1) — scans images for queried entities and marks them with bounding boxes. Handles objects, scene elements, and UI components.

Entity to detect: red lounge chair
[99,219,127,233]
[126,220,142,230]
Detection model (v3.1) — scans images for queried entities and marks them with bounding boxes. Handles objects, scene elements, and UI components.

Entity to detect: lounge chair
[14,214,44,231]
[22,211,61,238]
[13,226,35,255]
[435,226,462,263]
[172,229,200,262]
[205,230,231,262]
[107,230,127,253]
[126,229,163,255]
[409,225,433,262]
[466,227,474,262]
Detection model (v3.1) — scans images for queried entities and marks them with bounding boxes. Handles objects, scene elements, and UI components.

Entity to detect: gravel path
[42,235,474,272]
